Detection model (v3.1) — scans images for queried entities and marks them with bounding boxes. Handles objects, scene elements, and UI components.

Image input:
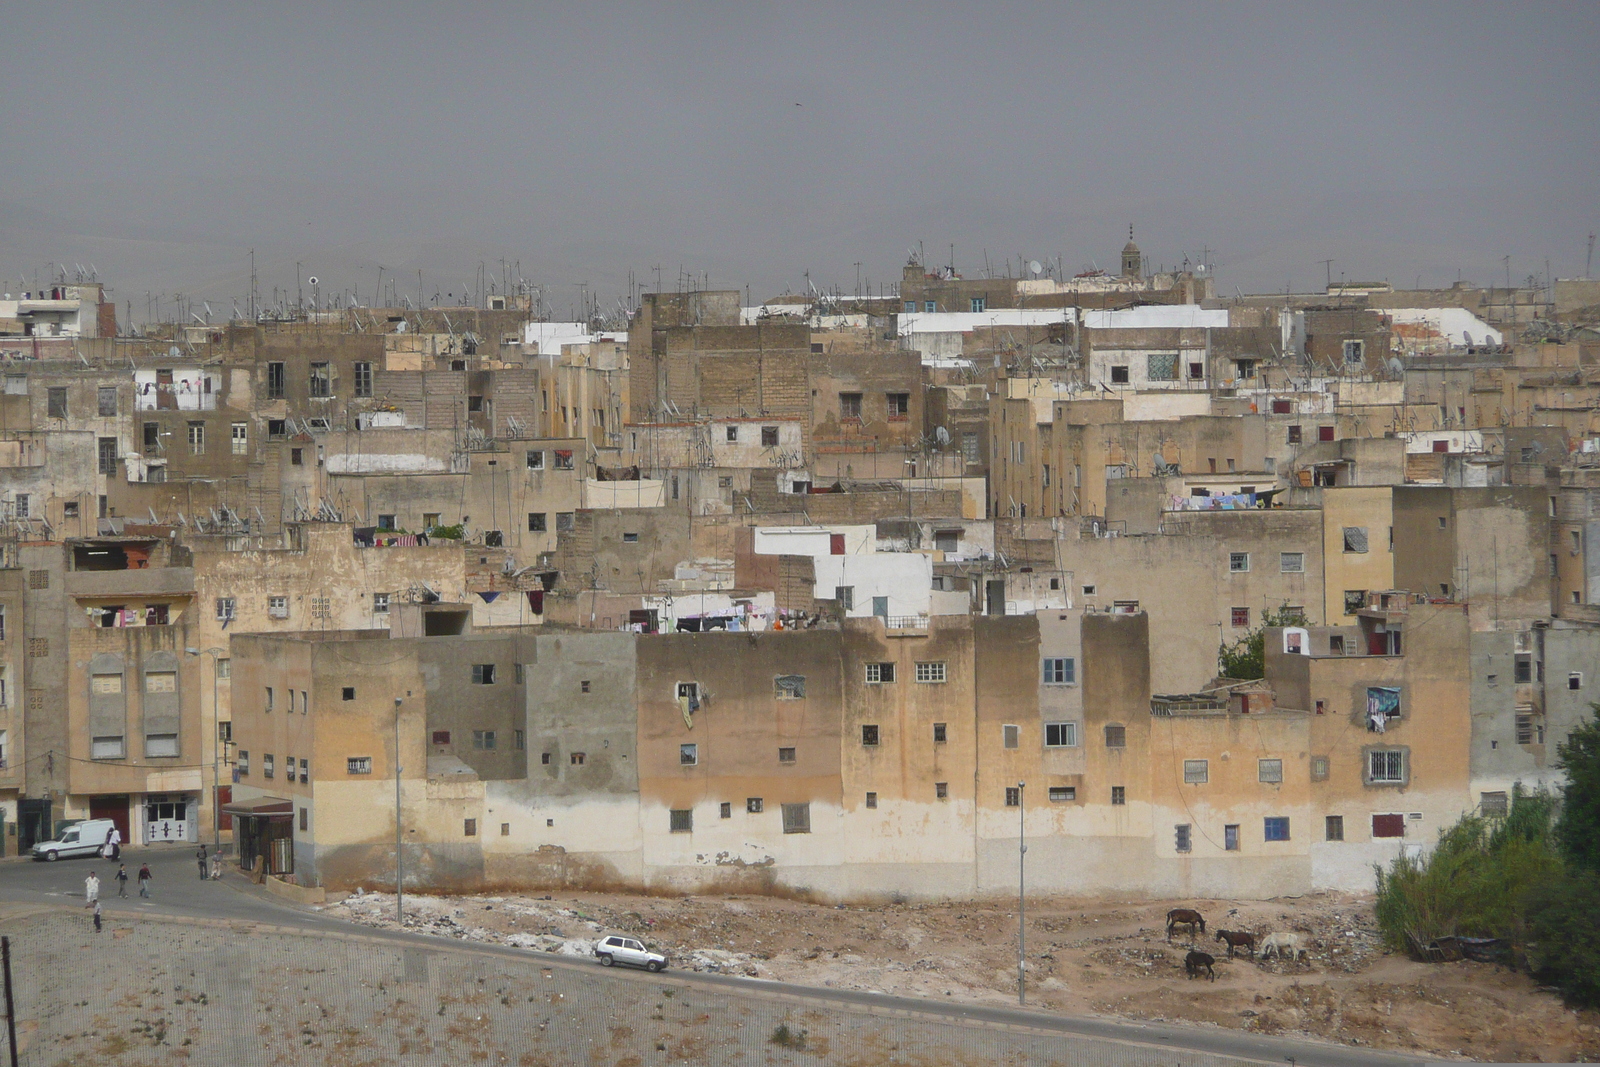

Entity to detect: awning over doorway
[221,796,292,818]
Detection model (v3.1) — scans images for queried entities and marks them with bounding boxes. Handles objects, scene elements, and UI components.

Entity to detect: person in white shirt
[85,871,100,907]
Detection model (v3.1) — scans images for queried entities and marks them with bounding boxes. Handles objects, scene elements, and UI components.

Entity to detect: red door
[89,795,131,846]
[217,786,232,832]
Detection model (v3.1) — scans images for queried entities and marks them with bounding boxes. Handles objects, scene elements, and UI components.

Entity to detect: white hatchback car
[595,935,667,972]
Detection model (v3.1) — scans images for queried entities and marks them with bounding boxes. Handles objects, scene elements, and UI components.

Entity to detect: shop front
[222,796,293,875]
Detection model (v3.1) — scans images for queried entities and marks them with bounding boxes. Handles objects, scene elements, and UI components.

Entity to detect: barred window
[1183,759,1209,784]
[1258,758,1284,784]
[781,803,811,834]
[669,809,693,833]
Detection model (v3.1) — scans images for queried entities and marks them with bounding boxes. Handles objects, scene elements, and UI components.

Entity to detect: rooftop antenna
[1318,259,1334,291]
[1588,233,1596,279]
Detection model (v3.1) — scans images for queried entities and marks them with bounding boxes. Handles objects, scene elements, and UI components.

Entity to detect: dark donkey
[1184,950,1217,981]
[1166,908,1206,942]
[1215,929,1257,958]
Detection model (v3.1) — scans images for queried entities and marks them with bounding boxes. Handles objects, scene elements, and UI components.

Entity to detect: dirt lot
[322,888,1600,1063]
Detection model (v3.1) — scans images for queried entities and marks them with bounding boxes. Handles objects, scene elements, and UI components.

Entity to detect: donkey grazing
[1184,950,1217,980]
[1166,908,1206,942]
[1215,929,1257,959]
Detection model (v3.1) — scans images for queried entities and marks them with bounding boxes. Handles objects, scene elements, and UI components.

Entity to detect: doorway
[89,794,131,845]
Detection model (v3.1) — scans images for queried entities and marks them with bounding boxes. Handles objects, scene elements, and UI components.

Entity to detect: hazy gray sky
[4,2,1597,322]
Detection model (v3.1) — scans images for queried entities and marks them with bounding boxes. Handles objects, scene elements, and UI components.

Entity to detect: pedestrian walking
[137,863,152,898]
[197,844,208,881]
[209,854,222,880]
[85,871,100,907]
[92,900,102,933]
[115,864,129,898]
[107,825,122,860]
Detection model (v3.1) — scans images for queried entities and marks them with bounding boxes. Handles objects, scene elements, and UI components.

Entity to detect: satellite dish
[1461,331,1473,348]
[1386,357,1405,378]
[1028,260,1043,277]
[1152,452,1166,469]
[168,346,181,358]
[307,276,319,286]
[935,426,951,447]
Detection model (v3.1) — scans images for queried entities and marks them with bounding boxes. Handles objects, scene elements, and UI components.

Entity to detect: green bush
[1372,708,1600,1009]
[1373,787,1560,952]
[428,524,464,540]
[1217,605,1308,680]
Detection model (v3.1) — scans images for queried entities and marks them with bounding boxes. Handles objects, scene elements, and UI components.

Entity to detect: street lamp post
[1017,779,1027,1006]
[394,696,404,925]
[185,646,227,856]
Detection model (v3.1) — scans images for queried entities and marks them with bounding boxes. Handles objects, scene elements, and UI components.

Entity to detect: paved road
[0,846,1435,1067]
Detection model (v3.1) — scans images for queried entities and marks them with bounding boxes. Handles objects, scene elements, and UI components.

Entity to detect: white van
[30,818,116,861]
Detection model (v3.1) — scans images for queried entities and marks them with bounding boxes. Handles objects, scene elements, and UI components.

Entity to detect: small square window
[501,822,510,836]
[347,757,372,775]
[1002,724,1020,749]
[1082,585,1096,596]
[761,426,780,446]
[1311,756,1330,781]
[373,592,390,614]
[526,450,545,470]
[1280,552,1304,573]
[1480,791,1509,816]
[1258,758,1283,784]
[1228,552,1250,573]
[720,802,732,819]
[1111,786,1126,806]
[1044,722,1077,747]
[864,662,896,684]
[541,752,551,765]
[746,797,763,814]
[778,747,796,764]
[935,782,949,799]
[1325,815,1344,841]
[781,802,811,834]
[570,751,586,765]
[1041,657,1075,685]
[1175,825,1192,853]
[1110,365,1130,384]
[1264,816,1291,842]
[1231,607,1250,628]
[472,664,496,685]
[1104,724,1126,748]
[1183,759,1209,784]
[865,791,878,809]
[861,724,880,746]
[432,731,451,745]
[725,425,739,442]
[680,743,698,765]
[1570,672,1584,691]
[473,730,497,750]
[622,532,638,543]
[1372,813,1405,838]
[580,680,591,693]
[932,722,947,744]
[1005,787,1020,808]
[528,512,547,532]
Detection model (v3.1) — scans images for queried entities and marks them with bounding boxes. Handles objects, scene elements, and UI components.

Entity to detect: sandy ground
[321,888,1600,1063]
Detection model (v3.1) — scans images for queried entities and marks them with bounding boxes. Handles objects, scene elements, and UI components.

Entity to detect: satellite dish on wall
[935,426,951,447]
[1152,453,1167,469]
[1028,260,1043,277]
[168,346,181,358]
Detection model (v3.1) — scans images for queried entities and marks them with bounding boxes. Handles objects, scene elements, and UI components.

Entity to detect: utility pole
[1319,259,1334,292]
[395,697,404,924]
[185,647,227,856]
[1017,779,1027,1005]
[2,935,15,1067]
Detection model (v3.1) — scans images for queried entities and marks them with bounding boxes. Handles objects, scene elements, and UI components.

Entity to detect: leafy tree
[1554,705,1600,877]
[1216,605,1308,680]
